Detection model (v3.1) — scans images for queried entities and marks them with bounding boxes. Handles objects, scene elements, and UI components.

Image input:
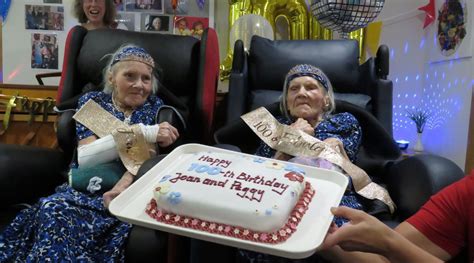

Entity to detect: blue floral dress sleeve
[315,112,362,162]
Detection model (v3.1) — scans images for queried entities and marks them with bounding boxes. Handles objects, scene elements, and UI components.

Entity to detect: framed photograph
[114,0,125,11]
[31,33,59,70]
[429,0,472,63]
[116,12,137,31]
[164,0,189,15]
[125,0,163,13]
[25,5,64,31]
[142,14,170,32]
[173,16,209,40]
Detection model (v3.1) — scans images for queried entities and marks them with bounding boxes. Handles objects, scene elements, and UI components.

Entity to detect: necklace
[112,95,134,124]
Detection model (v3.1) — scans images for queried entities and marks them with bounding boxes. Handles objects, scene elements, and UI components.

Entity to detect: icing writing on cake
[167,155,291,203]
[198,155,232,168]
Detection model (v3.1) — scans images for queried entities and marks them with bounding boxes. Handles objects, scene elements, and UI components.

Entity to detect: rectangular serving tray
[109,143,348,259]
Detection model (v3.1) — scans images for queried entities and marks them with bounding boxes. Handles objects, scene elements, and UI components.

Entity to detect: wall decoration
[31,33,59,69]
[1,0,12,22]
[429,0,471,62]
[25,5,64,31]
[418,0,436,28]
[114,0,124,11]
[143,14,170,32]
[125,0,163,13]
[173,16,208,39]
[164,0,189,15]
[116,12,136,31]
[437,0,467,56]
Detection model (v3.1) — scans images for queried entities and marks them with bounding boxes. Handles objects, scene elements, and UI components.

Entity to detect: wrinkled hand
[322,206,395,255]
[103,172,134,208]
[156,122,179,147]
[291,118,315,136]
[323,138,349,160]
[103,189,121,209]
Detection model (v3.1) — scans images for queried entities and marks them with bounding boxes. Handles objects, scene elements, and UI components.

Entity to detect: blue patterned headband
[285,64,329,91]
[111,46,155,68]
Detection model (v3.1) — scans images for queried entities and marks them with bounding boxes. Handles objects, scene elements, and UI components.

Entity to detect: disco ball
[310,0,385,36]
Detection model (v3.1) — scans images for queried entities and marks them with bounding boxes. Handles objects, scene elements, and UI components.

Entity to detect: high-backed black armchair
[215,36,464,224]
[226,36,393,135]
[0,26,219,261]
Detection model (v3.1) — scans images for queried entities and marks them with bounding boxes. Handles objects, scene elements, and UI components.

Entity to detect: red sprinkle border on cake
[145,181,315,244]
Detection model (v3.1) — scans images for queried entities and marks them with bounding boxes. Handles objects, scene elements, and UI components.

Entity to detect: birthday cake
[145,151,315,244]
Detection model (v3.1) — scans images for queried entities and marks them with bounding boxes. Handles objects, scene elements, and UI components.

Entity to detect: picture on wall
[31,33,59,70]
[125,0,163,12]
[164,0,188,15]
[143,14,170,32]
[116,12,136,30]
[437,0,467,56]
[25,5,64,31]
[430,0,472,62]
[114,0,125,11]
[173,16,208,39]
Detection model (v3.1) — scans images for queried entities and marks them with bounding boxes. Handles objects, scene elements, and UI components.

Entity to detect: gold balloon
[221,0,310,80]
[220,0,252,80]
[220,0,379,80]
[252,0,308,40]
[348,28,365,63]
[309,15,332,40]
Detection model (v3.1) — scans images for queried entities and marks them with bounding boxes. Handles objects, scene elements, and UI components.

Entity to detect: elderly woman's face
[110,61,153,109]
[152,18,161,30]
[83,0,106,24]
[287,76,328,122]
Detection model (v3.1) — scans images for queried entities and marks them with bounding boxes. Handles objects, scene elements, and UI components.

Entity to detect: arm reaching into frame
[320,206,443,263]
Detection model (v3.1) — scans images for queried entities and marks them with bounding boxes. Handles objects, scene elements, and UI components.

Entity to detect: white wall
[379,0,473,170]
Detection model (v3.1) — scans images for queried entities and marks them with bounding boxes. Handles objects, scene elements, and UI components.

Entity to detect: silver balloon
[229,14,274,52]
[310,0,385,36]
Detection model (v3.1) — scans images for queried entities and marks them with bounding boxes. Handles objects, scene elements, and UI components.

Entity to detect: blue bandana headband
[111,46,155,68]
[285,64,329,91]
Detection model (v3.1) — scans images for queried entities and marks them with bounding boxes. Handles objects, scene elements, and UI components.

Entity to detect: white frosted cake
[145,151,315,244]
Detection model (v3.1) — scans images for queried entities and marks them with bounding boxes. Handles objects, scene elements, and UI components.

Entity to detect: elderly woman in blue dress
[0,45,178,261]
[255,64,363,225]
[192,64,366,263]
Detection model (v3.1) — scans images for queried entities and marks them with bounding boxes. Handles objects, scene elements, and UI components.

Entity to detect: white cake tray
[109,143,348,259]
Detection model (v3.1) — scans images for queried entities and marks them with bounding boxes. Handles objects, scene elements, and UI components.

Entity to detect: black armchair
[0,26,219,261]
[216,36,464,224]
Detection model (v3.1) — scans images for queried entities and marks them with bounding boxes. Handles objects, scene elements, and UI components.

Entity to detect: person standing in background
[73,0,117,30]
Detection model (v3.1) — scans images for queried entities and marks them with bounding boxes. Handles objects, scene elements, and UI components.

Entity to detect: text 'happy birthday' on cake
[145,151,315,244]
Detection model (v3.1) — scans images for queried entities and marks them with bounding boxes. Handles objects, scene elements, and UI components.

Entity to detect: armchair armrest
[386,154,464,221]
[0,144,69,207]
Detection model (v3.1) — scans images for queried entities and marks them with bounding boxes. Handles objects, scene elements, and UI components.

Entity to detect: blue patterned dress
[0,91,163,262]
[238,112,363,263]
